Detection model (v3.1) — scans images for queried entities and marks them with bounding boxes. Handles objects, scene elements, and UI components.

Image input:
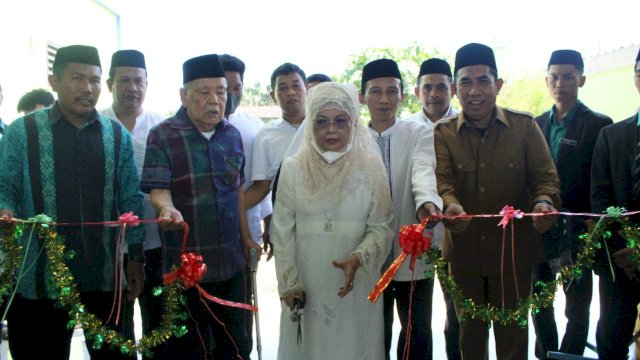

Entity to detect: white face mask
[311,141,353,165]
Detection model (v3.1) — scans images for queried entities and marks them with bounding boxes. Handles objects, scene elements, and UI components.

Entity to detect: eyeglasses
[313,118,351,130]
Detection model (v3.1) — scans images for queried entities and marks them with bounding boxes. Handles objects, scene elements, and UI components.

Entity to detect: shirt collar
[549,100,581,127]
[423,105,455,123]
[368,118,398,137]
[636,108,640,127]
[170,106,230,131]
[280,116,303,129]
[456,107,508,133]
[49,101,100,126]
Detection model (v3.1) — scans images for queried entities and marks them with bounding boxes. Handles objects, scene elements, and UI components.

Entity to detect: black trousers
[7,292,135,360]
[596,269,640,360]
[383,278,434,360]
[122,248,164,359]
[442,278,462,360]
[532,261,593,359]
[164,269,251,360]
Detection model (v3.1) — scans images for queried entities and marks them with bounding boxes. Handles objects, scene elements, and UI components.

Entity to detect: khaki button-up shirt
[435,106,561,275]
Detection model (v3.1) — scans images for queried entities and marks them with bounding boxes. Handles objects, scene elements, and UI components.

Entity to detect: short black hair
[220,54,246,81]
[307,73,332,83]
[270,63,306,90]
[17,88,55,113]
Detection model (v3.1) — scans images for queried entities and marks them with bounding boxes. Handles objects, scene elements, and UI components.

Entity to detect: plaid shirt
[141,107,246,282]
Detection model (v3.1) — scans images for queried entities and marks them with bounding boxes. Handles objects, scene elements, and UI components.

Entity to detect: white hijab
[281,82,391,215]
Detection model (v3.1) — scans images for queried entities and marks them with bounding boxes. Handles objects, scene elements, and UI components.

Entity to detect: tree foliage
[498,72,553,117]
[242,81,273,106]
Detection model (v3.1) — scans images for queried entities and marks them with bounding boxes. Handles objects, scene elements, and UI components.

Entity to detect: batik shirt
[0,104,144,299]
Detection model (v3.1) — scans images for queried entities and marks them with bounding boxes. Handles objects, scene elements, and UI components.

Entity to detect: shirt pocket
[452,160,476,189]
[491,154,526,186]
[492,153,524,171]
[452,160,475,174]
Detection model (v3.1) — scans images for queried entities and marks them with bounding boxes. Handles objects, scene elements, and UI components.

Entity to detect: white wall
[0,0,120,123]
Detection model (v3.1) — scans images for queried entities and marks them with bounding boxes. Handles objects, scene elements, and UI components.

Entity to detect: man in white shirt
[403,58,461,360]
[405,58,459,126]
[245,63,307,222]
[220,53,274,354]
[361,58,443,360]
[101,49,165,359]
[221,54,273,248]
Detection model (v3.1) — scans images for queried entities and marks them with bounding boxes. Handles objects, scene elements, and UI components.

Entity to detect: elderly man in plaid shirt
[141,54,261,359]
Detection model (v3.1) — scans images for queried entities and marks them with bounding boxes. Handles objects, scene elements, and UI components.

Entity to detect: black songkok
[454,43,497,76]
[361,59,402,92]
[53,45,101,70]
[183,54,225,84]
[636,48,640,63]
[110,50,146,70]
[418,58,452,78]
[548,50,584,70]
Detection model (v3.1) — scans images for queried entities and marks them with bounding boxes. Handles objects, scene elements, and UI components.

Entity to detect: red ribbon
[496,205,523,308]
[164,252,258,313]
[107,211,142,325]
[368,218,431,303]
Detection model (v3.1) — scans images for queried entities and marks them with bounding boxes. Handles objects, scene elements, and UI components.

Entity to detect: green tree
[242,81,272,106]
[498,72,553,116]
[337,42,447,120]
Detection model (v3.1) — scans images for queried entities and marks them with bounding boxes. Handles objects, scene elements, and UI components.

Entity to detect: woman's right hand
[283,289,305,311]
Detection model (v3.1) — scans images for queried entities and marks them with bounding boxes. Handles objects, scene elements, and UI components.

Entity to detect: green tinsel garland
[0,222,24,310]
[424,207,640,327]
[0,221,187,355]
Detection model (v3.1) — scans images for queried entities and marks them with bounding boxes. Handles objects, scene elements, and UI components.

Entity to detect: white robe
[367,120,443,281]
[272,156,393,360]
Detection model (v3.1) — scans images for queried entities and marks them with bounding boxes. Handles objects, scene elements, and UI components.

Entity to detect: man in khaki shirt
[434,43,561,360]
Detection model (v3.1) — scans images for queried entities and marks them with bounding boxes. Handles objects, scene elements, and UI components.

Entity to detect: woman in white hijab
[272,82,393,359]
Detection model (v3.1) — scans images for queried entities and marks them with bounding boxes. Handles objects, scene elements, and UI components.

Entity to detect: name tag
[559,138,578,146]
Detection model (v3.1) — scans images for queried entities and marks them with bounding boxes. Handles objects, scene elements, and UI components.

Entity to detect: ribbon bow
[28,214,53,224]
[606,206,626,218]
[164,252,257,312]
[165,252,207,289]
[118,212,140,227]
[498,206,524,228]
[399,219,432,271]
[368,218,432,303]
